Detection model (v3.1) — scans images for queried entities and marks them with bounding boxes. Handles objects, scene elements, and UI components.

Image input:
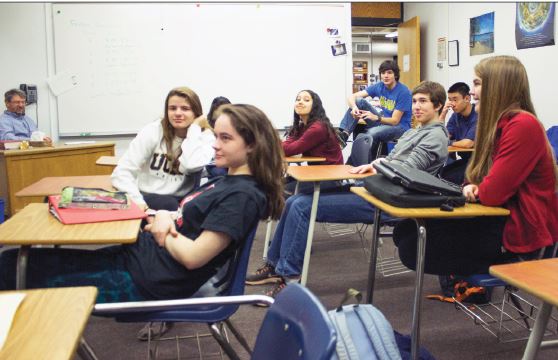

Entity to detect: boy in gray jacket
[246,81,449,296]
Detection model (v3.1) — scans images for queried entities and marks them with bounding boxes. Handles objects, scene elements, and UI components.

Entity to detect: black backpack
[364,163,466,209]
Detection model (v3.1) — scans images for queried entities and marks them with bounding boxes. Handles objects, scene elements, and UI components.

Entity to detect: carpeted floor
[74,221,558,359]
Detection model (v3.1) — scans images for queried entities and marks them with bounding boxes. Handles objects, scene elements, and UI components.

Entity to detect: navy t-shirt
[123,175,266,300]
[447,104,477,142]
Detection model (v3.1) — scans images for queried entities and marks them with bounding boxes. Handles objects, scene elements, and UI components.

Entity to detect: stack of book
[48,187,146,224]
[0,140,22,150]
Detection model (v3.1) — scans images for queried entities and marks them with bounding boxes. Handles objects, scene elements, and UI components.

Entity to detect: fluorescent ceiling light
[385,31,398,38]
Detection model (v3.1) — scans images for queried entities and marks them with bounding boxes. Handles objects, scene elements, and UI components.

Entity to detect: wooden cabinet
[0,142,115,216]
[352,61,369,93]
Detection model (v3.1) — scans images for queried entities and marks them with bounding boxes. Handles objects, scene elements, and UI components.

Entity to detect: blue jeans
[339,98,405,142]
[266,190,394,277]
[0,246,146,303]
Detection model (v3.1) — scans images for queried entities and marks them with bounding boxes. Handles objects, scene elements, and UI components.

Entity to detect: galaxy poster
[516,3,555,49]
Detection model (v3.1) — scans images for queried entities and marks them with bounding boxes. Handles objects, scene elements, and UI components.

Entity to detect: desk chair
[453,244,558,343]
[547,126,558,163]
[95,283,337,360]
[91,226,259,360]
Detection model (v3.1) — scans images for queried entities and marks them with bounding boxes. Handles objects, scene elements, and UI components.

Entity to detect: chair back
[106,224,259,323]
[547,126,558,163]
[252,284,337,360]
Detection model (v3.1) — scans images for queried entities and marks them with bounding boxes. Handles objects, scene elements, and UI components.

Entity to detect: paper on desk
[0,293,26,351]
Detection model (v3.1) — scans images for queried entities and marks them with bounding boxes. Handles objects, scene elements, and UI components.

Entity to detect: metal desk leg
[365,208,383,304]
[262,218,274,260]
[411,219,427,360]
[16,245,30,290]
[522,302,552,360]
[300,181,320,286]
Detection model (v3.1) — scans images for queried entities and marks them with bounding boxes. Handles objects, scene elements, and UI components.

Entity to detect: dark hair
[4,89,26,103]
[288,90,336,139]
[412,81,447,115]
[216,104,285,219]
[161,87,204,173]
[448,82,470,98]
[207,96,231,128]
[378,60,400,81]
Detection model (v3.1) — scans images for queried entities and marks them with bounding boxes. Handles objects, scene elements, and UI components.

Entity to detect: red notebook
[48,195,146,224]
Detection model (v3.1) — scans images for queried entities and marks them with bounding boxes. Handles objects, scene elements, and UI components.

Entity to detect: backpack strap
[354,305,402,360]
[329,307,360,360]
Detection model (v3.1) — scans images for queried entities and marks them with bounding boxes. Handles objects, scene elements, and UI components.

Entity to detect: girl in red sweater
[283,90,343,193]
[395,55,558,275]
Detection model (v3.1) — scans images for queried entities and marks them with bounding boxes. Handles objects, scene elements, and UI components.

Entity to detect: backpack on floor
[328,289,435,360]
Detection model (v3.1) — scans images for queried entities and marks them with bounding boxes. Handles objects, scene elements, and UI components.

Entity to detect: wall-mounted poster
[470,12,495,56]
[516,3,555,49]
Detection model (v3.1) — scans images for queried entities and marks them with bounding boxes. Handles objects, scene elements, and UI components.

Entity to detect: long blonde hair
[466,56,558,185]
[161,87,203,173]
[216,104,285,220]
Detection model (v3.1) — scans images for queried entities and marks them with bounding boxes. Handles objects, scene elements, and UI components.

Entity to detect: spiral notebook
[48,195,146,224]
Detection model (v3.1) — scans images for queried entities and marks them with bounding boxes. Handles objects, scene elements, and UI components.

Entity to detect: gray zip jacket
[384,122,449,175]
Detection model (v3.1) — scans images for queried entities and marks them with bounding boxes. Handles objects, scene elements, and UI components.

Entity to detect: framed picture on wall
[448,40,459,67]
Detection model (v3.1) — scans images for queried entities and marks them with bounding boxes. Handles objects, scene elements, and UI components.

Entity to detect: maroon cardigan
[478,112,558,253]
[282,121,343,165]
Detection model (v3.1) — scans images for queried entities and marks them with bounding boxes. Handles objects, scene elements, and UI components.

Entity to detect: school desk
[350,186,509,360]
[0,286,97,360]
[448,145,474,153]
[15,175,113,198]
[286,165,372,285]
[284,156,326,164]
[490,258,558,360]
[0,142,115,216]
[0,203,141,289]
[262,156,328,258]
[96,155,119,167]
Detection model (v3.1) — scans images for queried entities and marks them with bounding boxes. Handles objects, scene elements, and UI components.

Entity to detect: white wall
[404,2,557,129]
[0,4,52,135]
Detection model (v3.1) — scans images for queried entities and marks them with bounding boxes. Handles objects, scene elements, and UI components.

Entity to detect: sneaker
[245,263,282,285]
[335,129,349,149]
[137,322,174,341]
[255,280,288,307]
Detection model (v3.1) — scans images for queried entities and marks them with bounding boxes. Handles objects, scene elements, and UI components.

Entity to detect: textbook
[59,187,129,209]
[48,195,146,225]
[0,140,21,150]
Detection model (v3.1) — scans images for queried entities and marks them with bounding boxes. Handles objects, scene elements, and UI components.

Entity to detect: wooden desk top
[350,186,510,218]
[0,286,97,360]
[96,155,119,166]
[287,164,372,182]
[0,203,140,246]
[490,258,558,307]
[15,175,113,198]
[448,145,474,153]
[284,156,326,163]
[0,141,115,157]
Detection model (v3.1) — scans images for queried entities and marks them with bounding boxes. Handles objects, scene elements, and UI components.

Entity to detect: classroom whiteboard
[52,3,352,135]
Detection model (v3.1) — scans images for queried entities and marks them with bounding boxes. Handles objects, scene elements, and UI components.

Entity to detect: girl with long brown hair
[395,55,558,276]
[0,104,285,303]
[112,87,215,210]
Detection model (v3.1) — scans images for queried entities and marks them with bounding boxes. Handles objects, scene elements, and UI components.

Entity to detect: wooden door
[397,16,420,90]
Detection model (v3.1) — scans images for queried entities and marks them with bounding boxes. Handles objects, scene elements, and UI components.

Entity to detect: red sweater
[478,112,558,253]
[282,121,343,165]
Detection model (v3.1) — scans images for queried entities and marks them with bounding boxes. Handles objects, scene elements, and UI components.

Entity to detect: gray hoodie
[384,122,449,175]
